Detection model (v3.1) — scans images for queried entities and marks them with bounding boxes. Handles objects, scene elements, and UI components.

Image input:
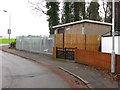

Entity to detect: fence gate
[56,47,76,60]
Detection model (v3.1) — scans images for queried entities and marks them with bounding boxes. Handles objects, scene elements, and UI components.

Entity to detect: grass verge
[0,38,15,44]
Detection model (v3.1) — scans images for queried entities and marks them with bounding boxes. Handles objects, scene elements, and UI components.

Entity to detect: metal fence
[16,35,54,54]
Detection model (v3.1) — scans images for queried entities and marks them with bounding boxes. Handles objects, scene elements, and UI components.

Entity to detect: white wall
[118,36,120,54]
[102,36,119,55]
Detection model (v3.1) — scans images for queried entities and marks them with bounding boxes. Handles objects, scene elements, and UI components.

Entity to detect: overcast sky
[0,0,49,38]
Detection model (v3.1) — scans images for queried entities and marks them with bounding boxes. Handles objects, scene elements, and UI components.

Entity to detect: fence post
[56,47,58,58]
[65,48,66,59]
[85,34,86,50]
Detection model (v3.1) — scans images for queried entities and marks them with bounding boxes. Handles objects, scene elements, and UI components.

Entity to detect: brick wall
[75,49,120,74]
[116,55,120,74]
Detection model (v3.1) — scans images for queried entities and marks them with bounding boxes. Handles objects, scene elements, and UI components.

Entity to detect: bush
[10,41,16,48]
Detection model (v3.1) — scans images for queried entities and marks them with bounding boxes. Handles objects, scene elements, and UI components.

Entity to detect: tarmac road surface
[1,51,70,88]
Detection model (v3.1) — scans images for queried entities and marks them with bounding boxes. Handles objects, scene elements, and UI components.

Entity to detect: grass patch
[0,38,16,44]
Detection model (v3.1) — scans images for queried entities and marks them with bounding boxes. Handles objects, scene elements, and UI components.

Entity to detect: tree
[28,0,47,15]
[73,1,86,21]
[46,1,60,34]
[102,1,108,22]
[61,1,86,23]
[115,1,120,31]
[73,2,81,21]
[101,1,120,31]
[81,2,86,19]
[61,2,73,23]
[101,1,112,23]
[28,0,60,34]
[87,1,101,21]
[105,2,112,23]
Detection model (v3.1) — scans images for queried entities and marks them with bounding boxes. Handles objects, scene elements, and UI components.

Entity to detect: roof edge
[53,19,112,29]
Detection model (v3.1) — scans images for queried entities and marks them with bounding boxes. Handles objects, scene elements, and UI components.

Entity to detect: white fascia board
[118,36,120,54]
[53,19,112,29]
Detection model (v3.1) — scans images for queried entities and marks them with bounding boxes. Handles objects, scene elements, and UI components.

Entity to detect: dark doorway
[56,47,76,60]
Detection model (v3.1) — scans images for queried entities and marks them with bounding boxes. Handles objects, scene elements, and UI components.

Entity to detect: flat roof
[53,19,112,29]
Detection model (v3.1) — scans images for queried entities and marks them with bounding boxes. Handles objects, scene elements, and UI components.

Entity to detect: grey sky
[0,0,49,38]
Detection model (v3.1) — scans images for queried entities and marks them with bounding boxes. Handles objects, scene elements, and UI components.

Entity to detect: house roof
[53,19,112,29]
[102,31,120,37]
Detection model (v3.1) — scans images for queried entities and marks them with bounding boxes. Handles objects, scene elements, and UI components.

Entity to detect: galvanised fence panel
[16,35,54,54]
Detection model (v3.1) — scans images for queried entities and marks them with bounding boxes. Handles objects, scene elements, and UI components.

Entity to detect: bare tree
[28,0,60,34]
[102,0,108,22]
[101,0,112,22]
[28,0,47,15]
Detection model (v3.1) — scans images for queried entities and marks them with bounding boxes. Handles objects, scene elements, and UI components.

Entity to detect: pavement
[1,45,120,88]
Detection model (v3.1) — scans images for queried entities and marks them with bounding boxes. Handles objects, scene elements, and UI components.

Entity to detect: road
[1,51,70,88]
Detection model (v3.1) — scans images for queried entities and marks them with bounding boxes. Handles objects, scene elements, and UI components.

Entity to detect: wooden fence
[54,34,100,51]
[75,49,120,74]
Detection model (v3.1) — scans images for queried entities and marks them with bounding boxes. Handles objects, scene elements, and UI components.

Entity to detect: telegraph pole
[111,0,115,74]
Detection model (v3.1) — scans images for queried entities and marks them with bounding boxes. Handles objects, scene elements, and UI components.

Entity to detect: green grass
[0,38,16,44]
